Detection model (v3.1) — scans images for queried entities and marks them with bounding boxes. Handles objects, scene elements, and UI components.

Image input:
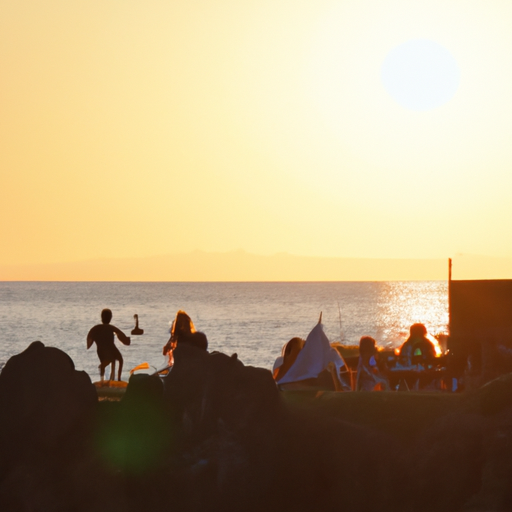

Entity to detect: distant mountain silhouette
[0,250,462,281]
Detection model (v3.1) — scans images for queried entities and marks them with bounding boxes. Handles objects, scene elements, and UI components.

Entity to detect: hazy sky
[2,0,512,273]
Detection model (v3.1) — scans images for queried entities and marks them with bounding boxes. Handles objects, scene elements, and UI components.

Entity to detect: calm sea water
[0,281,448,381]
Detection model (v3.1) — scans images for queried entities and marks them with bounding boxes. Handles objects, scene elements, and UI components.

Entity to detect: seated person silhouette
[163,310,208,366]
[87,308,131,381]
[273,337,305,381]
[397,323,438,390]
[356,336,389,391]
[399,323,436,367]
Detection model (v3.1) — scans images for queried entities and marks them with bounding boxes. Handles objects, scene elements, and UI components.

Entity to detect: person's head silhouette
[101,309,112,324]
[409,323,427,338]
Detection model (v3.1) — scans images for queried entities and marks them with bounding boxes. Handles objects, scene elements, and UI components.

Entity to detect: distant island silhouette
[0,251,511,281]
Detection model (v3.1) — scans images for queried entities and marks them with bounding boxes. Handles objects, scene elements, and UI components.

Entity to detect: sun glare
[381,39,460,111]
[297,0,512,214]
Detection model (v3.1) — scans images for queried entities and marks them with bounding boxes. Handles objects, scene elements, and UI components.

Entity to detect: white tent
[277,321,346,386]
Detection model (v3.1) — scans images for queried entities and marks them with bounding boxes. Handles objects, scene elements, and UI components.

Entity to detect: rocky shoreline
[1,341,512,512]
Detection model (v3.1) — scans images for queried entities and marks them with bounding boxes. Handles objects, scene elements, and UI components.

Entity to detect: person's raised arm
[113,326,131,345]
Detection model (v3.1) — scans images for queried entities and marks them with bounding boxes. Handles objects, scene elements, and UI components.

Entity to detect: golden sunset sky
[2,0,512,280]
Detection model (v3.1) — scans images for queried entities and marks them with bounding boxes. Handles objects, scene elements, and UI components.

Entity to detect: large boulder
[0,341,99,511]
[0,341,97,456]
[161,345,284,511]
[163,345,281,439]
[95,373,170,476]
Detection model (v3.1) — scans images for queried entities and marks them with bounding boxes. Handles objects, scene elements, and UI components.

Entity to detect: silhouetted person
[163,310,208,365]
[399,323,436,367]
[87,308,131,381]
[273,337,305,381]
[356,336,389,391]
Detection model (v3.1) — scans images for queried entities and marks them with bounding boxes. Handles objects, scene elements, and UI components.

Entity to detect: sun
[380,39,460,111]
[303,5,465,126]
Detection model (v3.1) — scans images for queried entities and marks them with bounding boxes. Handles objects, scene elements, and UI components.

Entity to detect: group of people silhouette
[273,322,439,392]
[86,309,208,382]
[87,307,437,392]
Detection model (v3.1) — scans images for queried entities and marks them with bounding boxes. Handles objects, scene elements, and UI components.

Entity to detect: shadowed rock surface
[2,343,512,511]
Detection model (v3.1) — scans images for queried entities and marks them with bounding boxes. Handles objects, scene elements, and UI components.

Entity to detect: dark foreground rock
[1,343,512,511]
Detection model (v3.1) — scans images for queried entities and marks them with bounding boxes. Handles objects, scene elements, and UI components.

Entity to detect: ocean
[0,281,448,381]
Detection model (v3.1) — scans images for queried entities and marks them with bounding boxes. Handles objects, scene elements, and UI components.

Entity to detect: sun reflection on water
[375,282,448,350]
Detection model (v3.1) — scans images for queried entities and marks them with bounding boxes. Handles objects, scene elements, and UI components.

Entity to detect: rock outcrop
[2,343,512,511]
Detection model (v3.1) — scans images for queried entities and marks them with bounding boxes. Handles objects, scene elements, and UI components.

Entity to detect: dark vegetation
[2,341,512,511]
